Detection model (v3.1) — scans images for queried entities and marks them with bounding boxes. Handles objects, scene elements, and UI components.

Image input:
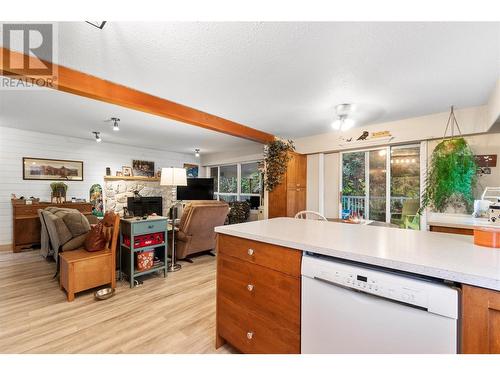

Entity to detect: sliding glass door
[389,145,421,228]
[340,144,421,229]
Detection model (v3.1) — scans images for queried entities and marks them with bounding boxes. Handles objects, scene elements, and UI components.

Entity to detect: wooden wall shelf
[104,176,160,182]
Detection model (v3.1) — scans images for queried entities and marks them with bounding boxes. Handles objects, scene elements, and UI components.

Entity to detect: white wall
[324,153,340,219]
[295,105,488,155]
[486,79,500,130]
[200,143,264,166]
[0,126,197,245]
[306,154,319,212]
[306,153,340,218]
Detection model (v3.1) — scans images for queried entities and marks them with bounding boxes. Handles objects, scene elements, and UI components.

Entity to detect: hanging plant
[421,107,477,213]
[259,139,295,192]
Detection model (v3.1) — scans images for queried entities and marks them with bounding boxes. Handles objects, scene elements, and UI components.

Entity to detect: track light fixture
[111,117,120,131]
[92,131,102,143]
[195,149,200,158]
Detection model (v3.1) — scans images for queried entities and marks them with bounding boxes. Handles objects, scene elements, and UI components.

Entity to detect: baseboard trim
[0,244,13,252]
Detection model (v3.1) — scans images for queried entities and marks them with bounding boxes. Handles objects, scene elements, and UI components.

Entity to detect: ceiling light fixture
[86,21,107,29]
[111,117,120,131]
[93,131,102,143]
[194,149,200,158]
[331,103,355,131]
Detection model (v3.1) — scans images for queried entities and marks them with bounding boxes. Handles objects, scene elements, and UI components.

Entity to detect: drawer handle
[247,248,254,256]
[296,183,300,187]
[246,331,254,340]
[148,225,154,229]
[247,284,254,292]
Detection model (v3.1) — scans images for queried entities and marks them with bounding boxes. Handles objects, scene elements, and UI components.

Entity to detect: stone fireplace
[104,178,172,217]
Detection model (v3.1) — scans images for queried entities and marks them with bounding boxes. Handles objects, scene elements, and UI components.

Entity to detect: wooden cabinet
[12,201,93,252]
[216,234,302,353]
[429,225,473,236]
[462,284,500,353]
[268,152,307,218]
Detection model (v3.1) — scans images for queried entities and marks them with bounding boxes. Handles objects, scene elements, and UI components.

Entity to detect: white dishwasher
[301,254,459,354]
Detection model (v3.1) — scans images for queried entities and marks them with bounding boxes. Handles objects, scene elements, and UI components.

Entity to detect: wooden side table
[119,216,168,288]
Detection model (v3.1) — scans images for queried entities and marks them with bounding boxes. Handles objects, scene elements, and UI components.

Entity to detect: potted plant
[50,182,68,203]
[259,139,295,192]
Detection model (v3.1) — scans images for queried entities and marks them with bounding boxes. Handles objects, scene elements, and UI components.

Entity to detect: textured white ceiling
[0,88,257,154]
[1,22,499,151]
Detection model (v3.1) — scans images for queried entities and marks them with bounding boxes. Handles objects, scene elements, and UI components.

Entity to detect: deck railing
[341,195,415,219]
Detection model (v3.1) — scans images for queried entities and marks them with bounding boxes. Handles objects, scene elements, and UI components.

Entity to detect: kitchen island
[214,218,500,354]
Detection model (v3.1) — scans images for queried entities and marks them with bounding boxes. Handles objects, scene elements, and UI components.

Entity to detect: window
[211,162,262,208]
[210,167,218,193]
[340,144,421,229]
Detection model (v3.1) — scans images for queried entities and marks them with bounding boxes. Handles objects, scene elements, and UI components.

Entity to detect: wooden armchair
[59,212,120,302]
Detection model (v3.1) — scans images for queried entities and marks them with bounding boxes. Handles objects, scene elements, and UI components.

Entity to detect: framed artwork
[184,163,199,178]
[23,157,83,181]
[132,160,155,177]
[122,166,133,177]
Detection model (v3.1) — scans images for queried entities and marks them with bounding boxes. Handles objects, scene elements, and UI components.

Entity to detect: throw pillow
[62,212,91,237]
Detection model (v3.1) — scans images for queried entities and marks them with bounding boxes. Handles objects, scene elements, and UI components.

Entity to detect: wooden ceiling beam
[0,47,275,144]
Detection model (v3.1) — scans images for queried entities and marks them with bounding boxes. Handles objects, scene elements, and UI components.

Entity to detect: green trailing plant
[421,137,477,213]
[259,139,295,192]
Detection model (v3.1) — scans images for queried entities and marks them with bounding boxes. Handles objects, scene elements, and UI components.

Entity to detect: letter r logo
[2,23,53,76]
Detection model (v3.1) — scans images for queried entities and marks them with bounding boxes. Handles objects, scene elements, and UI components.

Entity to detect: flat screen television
[177,178,214,201]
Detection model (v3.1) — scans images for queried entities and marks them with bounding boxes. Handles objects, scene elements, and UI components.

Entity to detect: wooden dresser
[12,201,93,252]
[216,234,302,353]
[268,151,307,218]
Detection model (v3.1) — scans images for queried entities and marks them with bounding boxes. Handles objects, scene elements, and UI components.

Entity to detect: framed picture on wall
[184,163,199,177]
[132,160,155,177]
[23,157,83,181]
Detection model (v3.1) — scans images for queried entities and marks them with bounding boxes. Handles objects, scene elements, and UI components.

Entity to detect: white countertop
[427,212,499,230]
[215,217,500,291]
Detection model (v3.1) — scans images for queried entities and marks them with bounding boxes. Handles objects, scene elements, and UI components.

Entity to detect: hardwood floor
[0,250,236,354]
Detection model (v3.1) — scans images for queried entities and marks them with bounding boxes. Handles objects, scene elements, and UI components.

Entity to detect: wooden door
[287,187,306,217]
[296,154,307,188]
[287,153,306,189]
[462,284,500,353]
[268,181,287,218]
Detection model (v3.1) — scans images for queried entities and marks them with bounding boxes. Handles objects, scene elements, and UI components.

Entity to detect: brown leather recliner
[173,200,229,260]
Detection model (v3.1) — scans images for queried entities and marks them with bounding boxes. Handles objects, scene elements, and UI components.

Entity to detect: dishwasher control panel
[302,254,460,319]
[319,267,427,308]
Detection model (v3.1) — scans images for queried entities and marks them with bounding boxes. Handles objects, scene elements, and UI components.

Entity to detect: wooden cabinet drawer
[217,254,300,333]
[217,234,301,277]
[14,205,37,216]
[217,294,300,354]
